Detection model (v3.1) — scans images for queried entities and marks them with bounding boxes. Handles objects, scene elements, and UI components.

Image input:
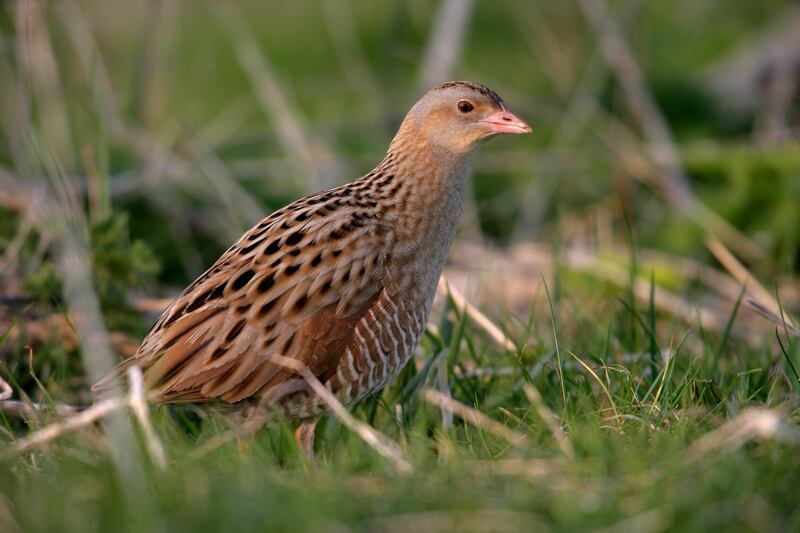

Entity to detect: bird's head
[395,81,532,157]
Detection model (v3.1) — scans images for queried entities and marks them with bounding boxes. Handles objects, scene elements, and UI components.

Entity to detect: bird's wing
[94,186,392,404]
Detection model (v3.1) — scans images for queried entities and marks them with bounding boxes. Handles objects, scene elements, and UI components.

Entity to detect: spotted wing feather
[94,187,391,406]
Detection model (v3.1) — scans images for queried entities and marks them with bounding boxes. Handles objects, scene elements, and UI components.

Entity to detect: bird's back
[94,151,466,419]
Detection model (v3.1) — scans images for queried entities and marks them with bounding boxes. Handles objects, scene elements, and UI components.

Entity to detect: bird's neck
[383,119,474,205]
[380,133,473,234]
[361,133,473,294]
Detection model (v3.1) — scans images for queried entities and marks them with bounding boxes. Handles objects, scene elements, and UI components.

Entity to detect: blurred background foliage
[0,1,799,529]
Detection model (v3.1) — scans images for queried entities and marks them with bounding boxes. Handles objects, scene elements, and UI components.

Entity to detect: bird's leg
[294,418,318,459]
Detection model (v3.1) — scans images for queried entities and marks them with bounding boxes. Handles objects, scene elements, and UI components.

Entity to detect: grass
[2,280,800,532]
[1,0,799,531]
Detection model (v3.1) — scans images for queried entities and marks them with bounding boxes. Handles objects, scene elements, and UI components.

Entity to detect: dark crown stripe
[431,81,503,105]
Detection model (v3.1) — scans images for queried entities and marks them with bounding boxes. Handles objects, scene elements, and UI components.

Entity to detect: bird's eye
[457,100,474,113]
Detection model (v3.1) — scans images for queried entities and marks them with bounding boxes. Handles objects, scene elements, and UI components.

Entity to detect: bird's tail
[91,357,139,398]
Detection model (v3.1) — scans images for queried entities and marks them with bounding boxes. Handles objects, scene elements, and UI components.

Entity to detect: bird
[94,81,531,457]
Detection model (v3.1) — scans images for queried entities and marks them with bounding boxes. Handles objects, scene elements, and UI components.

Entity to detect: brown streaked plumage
[94,81,531,456]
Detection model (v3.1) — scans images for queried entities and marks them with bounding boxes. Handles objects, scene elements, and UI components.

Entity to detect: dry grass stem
[56,2,266,234]
[215,3,337,191]
[2,396,126,459]
[436,350,453,434]
[2,369,168,465]
[438,276,517,352]
[578,0,763,262]
[422,388,527,447]
[126,366,167,470]
[637,248,750,303]
[0,376,11,401]
[522,383,574,458]
[418,0,476,90]
[54,0,125,135]
[321,0,384,119]
[0,400,79,419]
[268,354,413,474]
[705,235,787,321]
[745,297,800,338]
[577,0,691,206]
[568,351,621,431]
[15,0,74,170]
[434,350,454,462]
[188,423,253,460]
[684,408,800,464]
[12,0,147,485]
[451,242,729,335]
[0,206,35,276]
[554,246,722,332]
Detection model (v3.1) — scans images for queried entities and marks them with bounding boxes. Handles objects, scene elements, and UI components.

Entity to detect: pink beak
[480,104,532,135]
